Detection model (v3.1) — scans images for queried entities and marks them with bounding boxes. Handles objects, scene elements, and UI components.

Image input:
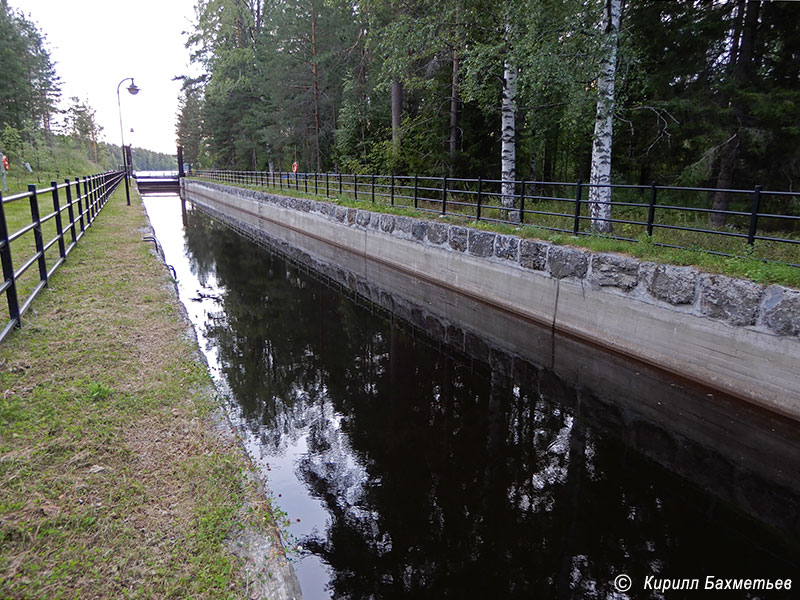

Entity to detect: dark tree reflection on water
[183,211,797,599]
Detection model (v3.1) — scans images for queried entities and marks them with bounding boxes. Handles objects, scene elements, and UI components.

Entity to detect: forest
[177,0,799,221]
[0,2,176,186]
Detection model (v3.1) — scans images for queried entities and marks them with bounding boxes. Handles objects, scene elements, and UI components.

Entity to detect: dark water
[144,197,800,599]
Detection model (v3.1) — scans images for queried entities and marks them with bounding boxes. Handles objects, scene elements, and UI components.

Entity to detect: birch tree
[501,56,519,221]
[588,0,621,234]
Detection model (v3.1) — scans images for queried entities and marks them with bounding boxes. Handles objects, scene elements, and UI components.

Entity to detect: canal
[143,195,799,599]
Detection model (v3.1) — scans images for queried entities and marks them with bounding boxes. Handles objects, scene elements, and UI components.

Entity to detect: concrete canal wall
[183,179,800,420]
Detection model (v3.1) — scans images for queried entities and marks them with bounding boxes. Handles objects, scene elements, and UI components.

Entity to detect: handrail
[0,171,126,344]
[190,169,800,268]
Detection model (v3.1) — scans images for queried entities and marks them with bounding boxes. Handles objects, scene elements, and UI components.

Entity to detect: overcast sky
[18,0,200,156]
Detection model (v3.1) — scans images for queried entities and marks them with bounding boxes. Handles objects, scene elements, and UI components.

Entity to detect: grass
[192,175,800,289]
[0,185,286,598]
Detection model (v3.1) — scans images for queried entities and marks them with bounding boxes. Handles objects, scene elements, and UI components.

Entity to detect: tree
[588,0,621,234]
[176,86,206,167]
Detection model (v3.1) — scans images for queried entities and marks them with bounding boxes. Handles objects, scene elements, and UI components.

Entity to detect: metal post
[315,172,318,196]
[83,177,92,223]
[414,175,418,209]
[390,174,395,206]
[441,176,448,215]
[64,179,77,244]
[0,192,20,328]
[477,176,482,221]
[28,185,48,284]
[520,179,526,224]
[75,179,85,233]
[339,172,343,197]
[326,172,330,198]
[747,185,762,246]
[646,181,657,237]
[354,174,358,202]
[573,179,583,235]
[51,182,66,260]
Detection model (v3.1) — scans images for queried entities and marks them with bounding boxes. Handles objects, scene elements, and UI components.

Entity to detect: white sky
[17,0,200,156]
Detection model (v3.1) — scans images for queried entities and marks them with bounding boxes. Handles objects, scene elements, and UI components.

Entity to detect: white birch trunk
[588,0,621,234]
[501,59,519,222]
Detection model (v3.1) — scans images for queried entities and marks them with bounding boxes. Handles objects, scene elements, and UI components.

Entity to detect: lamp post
[117,77,140,205]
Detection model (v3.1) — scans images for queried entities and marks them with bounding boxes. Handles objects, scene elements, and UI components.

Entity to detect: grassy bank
[0,186,284,598]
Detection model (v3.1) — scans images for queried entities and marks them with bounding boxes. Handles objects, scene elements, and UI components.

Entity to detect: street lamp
[117,77,140,205]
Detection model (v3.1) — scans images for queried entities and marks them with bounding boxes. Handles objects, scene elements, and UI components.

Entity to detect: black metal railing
[191,169,800,267]
[0,171,125,343]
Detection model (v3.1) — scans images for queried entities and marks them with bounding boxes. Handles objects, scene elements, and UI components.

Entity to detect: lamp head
[127,80,140,95]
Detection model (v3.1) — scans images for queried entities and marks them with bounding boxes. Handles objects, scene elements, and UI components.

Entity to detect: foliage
[179,0,800,204]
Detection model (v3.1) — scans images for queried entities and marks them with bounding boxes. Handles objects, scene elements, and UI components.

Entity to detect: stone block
[642,263,697,305]
[761,285,800,336]
[494,235,519,261]
[468,231,495,257]
[427,222,449,245]
[381,214,395,233]
[699,274,764,326]
[411,221,429,241]
[548,246,589,279]
[519,239,548,271]
[590,254,640,290]
[449,227,468,252]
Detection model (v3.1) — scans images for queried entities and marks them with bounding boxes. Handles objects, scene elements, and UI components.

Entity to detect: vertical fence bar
[390,174,395,206]
[441,176,448,215]
[371,174,376,203]
[295,171,299,191]
[573,179,583,235]
[646,181,657,237]
[28,185,48,284]
[338,173,343,197]
[414,175,418,209]
[75,179,85,233]
[476,176,482,221]
[519,179,526,224]
[315,172,318,196]
[51,182,66,260]
[64,179,77,244]
[353,174,358,202]
[84,177,93,223]
[747,185,762,246]
[326,172,330,198]
[304,173,308,193]
[0,193,21,329]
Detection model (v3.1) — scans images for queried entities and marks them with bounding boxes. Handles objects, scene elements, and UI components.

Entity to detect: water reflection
[164,201,800,599]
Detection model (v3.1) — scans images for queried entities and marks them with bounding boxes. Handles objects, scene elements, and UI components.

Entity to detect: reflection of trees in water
[184,210,796,599]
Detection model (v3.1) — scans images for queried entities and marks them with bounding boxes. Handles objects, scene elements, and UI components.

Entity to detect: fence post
[315,172,318,196]
[354,174,358,202]
[390,174,395,206]
[441,176,448,215]
[646,181,657,237]
[326,172,329,198]
[75,179,85,233]
[64,179,77,244]
[339,172,343,197]
[520,179,526,224]
[28,185,48,284]
[0,192,21,329]
[414,175,418,209]
[51,182,66,260]
[747,185,762,246]
[573,179,583,235]
[372,174,376,203]
[477,176,482,221]
[304,172,308,194]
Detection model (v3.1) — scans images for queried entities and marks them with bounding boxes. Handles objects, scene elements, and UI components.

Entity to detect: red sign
[2,155,8,171]
[291,162,298,173]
